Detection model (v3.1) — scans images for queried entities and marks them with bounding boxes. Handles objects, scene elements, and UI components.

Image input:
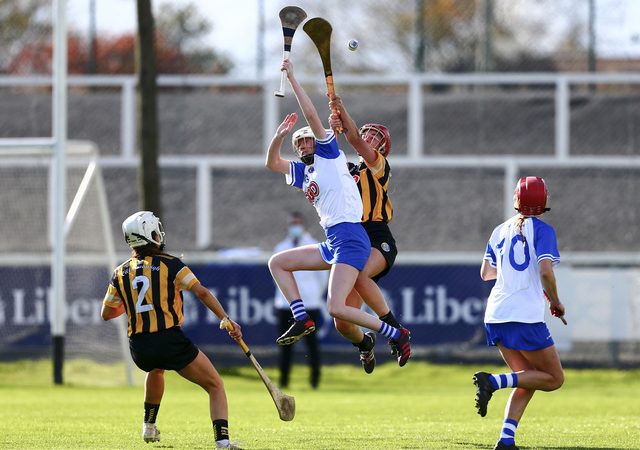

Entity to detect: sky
[64,0,640,76]
[66,0,265,75]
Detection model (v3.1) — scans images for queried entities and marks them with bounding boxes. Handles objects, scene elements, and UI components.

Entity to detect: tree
[273,0,566,74]
[155,1,232,73]
[0,0,50,73]
[136,0,161,217]
[4,0,232,75]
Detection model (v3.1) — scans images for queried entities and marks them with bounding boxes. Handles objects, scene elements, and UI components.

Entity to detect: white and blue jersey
[286,130,363,229]
[285,129,369,270]
[483,215,560,324]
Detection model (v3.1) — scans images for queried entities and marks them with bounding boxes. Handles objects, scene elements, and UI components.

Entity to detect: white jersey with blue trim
[483,215,560,324]
[286,130,363,229]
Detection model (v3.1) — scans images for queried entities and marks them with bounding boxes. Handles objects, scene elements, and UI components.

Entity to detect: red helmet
[359,123,391,157]
[514,176,550,216]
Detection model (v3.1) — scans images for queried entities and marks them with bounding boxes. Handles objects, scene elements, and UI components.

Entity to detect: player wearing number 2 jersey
[107,252,193,336]
[473,177,566,450]
[101,211,242,449]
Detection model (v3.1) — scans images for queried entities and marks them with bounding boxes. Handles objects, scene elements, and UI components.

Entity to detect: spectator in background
[274,212,328,389]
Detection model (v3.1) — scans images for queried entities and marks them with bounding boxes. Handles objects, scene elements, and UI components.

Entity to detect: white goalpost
[0,1,135,386]
[0,141,135,385]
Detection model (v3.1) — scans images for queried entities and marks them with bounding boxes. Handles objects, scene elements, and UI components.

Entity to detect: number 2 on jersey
[133,275,153,313]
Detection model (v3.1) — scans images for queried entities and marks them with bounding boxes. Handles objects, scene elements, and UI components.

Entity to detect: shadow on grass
[530,448,639,450]
[456,444,638,450]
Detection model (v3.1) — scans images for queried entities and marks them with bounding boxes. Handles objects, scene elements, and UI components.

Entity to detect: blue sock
[499,418,518,446]
[289,299,308,321]
[489,373,518,390]
[378,321,400,340]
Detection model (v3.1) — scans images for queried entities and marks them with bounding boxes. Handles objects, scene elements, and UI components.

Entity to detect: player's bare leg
[353,249,390,316]
[474,344,564,449]
[325,263,380,328]
[179,351,228,419]
[142,369,164,442]
[326,263,410,366]
[179,351,235,447]
[269,246,330,345]
[145,369,164,404]
[500,344,564,392]
[268,245,329,301]
[354,248,405,356]
[335,290,376,373]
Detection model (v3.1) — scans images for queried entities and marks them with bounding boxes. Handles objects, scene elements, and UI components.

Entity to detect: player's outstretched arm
[282,59,327,141]
[190,281,242,340]
[329,96,377,164]
[266,113,298,174]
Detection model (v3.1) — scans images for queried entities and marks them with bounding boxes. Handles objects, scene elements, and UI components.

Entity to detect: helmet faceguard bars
[514,176,550,216]
[122,211,165,248]
[291,126,315,165]
[359,123,391,157]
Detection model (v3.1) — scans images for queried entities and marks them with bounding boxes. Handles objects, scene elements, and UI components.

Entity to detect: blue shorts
[484,322,554,351]
[319,222,371,271]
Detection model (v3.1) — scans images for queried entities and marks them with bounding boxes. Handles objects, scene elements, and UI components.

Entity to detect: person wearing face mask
[273,212,328,389]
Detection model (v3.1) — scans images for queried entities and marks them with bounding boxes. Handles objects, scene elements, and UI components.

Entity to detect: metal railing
[2,73,640,261]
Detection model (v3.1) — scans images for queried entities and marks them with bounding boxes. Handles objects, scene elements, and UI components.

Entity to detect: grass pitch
[0,359,638,449]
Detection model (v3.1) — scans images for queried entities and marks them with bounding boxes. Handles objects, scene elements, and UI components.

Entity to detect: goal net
[0,141,134,385]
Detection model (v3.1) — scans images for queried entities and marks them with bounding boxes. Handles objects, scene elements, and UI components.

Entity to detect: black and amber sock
[213,419,230,442]
[379,311,401,329]
[144,402,160,424]
[354,334,373,352]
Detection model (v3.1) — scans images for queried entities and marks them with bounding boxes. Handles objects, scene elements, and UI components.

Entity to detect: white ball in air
[348,39,359,51]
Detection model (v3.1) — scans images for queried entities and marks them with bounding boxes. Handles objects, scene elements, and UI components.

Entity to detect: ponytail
[516,216,527,245]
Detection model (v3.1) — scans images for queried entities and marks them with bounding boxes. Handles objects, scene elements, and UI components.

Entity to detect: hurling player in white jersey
[265,58,410,359]
[473,177,567,450]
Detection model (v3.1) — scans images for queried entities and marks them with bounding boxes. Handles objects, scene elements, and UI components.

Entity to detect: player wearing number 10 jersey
[473,177,566,450]
[101,211,242,449]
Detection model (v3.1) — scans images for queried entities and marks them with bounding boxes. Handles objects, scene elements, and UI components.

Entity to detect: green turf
[0,359,638,449]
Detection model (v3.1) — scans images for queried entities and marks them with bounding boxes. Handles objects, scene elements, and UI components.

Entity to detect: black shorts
[129,327,199,372]
[362,221,397,282]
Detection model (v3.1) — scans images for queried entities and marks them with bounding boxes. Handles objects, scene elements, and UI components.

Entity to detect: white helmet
[291,126,315,165]
[122,211,165,248]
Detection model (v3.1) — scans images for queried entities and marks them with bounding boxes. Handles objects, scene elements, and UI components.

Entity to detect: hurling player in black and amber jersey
[328,96,410,371]
[101,211,242,449]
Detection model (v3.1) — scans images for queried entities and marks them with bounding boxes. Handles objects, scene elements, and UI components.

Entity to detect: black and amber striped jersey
[349,152,393,223]
[103,254,198,336]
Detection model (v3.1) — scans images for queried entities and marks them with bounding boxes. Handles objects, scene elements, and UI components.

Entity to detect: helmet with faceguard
[359,123,391,157]
[122,211,165,248]
[291,126,315,165]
